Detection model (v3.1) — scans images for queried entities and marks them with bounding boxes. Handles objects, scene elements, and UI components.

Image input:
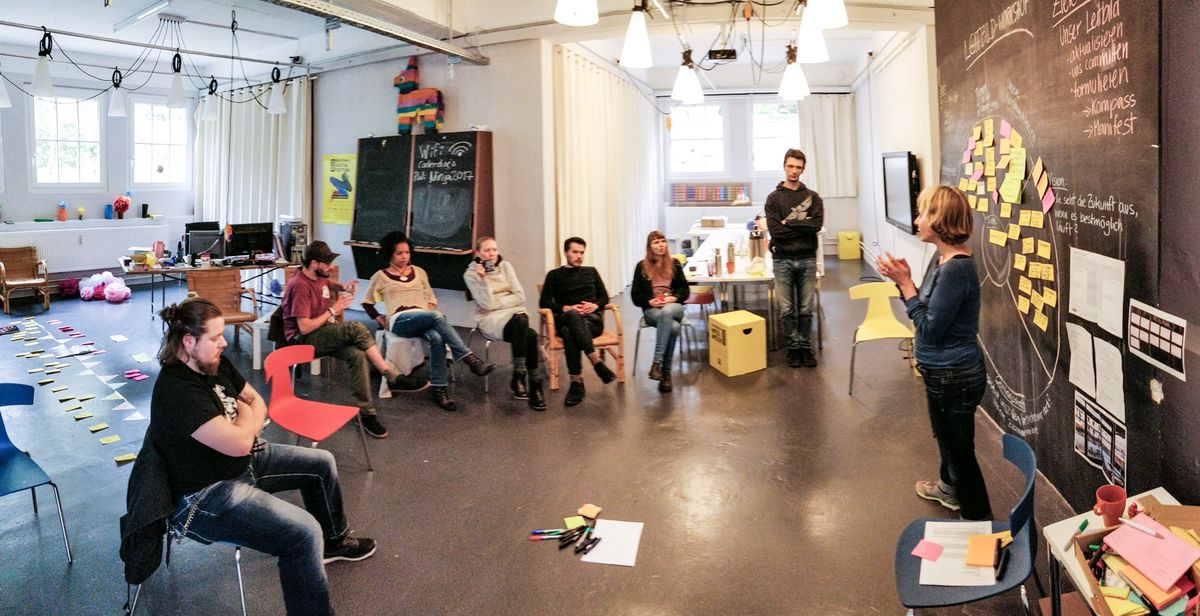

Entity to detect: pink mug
[1093,484,1126,527]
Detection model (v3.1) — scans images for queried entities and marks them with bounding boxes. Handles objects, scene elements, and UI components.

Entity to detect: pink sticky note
[1000,119,1012,138]
[69,333,85,338]
[971,167,984,181]
[1104,513,1200,593]
[133,374,150,381]
[81,341,95,346]
[912,539,944,561]
[47,320,60,324]
[1041,189,1056,213]
[966,135,975,150]
[91,349,106,355]
[962,149,972,163]
[992,191,1000,205]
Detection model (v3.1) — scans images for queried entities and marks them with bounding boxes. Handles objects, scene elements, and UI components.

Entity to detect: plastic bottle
[727,242,736,273]
[714,248,722,278]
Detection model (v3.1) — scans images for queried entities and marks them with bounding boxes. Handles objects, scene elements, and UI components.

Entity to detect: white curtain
[553,45,661,293]
[797,93,857,198]
[194,77,312,226]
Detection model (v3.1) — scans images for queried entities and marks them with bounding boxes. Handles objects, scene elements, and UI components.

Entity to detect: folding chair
[0,383,71,563]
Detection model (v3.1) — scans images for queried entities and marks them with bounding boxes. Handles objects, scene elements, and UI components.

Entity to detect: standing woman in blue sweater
[876,185,991,521]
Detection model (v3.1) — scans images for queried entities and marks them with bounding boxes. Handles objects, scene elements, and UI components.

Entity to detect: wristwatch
[327,308,336,321]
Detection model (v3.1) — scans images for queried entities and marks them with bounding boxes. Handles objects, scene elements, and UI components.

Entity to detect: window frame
[128,94,192,189]
[663,100,732,180]
[26,89,107,192]
[749,98,800,177]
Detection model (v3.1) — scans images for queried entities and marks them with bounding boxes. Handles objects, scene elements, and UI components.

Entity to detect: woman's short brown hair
[918,185,972,245]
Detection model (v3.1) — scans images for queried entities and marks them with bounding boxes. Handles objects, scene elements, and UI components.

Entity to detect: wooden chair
[0,247,50,314]
[537,285,625,391]
[186,268,258,341]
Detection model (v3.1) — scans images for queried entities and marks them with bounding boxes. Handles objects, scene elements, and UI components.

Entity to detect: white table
[684,229,779,348]
[1041,486,1179,616]
[685,223,741,248]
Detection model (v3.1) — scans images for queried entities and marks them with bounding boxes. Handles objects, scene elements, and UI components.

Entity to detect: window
[132,101,188,184]
[751,102,798,172]
[33,96,102,185]
[668,104,725,174]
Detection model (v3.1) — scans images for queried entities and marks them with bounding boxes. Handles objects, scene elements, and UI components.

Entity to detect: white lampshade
[167,72,186,107]
[796,11,829,63]
[0,77,11,109]
[619,10,653,68]
[202,95,220,122]
[108,87,126,118]
[670,65,703,105]
[32,55,54,98]
[808,0,848,29]
[266,82,287,115]
[778,62,810,101]
[554,0,598,26]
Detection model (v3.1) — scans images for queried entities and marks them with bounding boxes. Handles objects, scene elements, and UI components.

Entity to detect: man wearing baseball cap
[280,241,402,438]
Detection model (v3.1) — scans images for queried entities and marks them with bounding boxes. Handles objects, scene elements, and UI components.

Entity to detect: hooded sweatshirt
[764,181,824,259]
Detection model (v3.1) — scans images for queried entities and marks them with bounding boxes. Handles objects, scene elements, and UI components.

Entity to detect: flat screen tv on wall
[882,151,920,234]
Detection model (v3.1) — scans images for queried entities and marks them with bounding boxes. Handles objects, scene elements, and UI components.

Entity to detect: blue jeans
[918,361,992,520]
[774,257,817,351]
[390,310,473,387]
[643,303,684,370]
[168,444,347,616]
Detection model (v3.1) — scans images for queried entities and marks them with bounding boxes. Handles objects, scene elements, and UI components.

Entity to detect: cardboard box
[700,216,727,228]
[708,310,766,376]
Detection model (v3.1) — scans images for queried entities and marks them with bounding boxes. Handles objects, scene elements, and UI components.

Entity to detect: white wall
[312,39,555,327]
[852,26,940,281]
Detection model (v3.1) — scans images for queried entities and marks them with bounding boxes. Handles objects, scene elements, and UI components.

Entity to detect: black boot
[462,353,496,377]
[658,371,672,393]
[648,361,662,381]
[564,380,585,406]
[431,386,457,412]
[528,375,547,411]
[511,371,529,399]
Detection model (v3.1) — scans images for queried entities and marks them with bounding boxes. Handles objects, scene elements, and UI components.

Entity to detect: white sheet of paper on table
[918,521,996,586]
[580,519,644,567]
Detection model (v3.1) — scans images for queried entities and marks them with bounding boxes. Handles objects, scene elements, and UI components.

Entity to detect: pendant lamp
[554,0,598,27]
[619,2,653,68]
[670,49,703,105]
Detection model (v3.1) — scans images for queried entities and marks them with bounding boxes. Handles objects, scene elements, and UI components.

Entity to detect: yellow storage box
[837,231,862,260]
[708,310,766,376]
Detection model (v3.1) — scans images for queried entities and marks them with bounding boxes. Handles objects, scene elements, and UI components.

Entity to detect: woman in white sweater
[462,237,545,410]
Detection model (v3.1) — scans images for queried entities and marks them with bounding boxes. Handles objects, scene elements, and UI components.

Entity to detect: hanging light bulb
[0,68,12,109]
[807,0,848,30]
[108,68,127,118]
[167,52,186,107]
[618,1,653,69]
[202,76,219,122]
[554,0,598,26]
[778,44,810,101]
[670,49,703,105]
[795,10,829,64]
[32,28,54,98]
[266,67,286,115]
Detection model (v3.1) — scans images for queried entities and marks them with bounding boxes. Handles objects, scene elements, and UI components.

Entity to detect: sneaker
[432,386,458,412]
[799,348,818,368]
[786,349,802,368]
[389,374,431,392]
[323,535,377,564]
[511,372,529,399]
[359,414,388,439]
[528,378,547,411]
[564,381,585,406]
[592,360,617,384]
[648,361,662,381]
[463,354,496,377]
[657,372,672,393]
[915,480,960,511]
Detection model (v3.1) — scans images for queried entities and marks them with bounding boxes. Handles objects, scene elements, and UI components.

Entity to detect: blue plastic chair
[893,434,1045,613]
[0,383,72,563]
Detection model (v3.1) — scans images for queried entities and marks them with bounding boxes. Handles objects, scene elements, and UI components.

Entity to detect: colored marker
[528,535,562,541]
[1119,517,1160,538]
[1063,519,1088,552]
[581,537,601,555]
[530,529,567,535]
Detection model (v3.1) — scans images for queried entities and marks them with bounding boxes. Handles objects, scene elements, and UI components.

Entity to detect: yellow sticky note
[1041,264,1055,282]
[114,453,137,463]
[967,195,978,209]
[1018,210,1032,226]
[73,411,93,420]
[999,138,1010,155]
[987,177,997,193]
[1018,296,1031,314]
[77,394,95,402]
[988,229,1008,246]
[1031,290,1045,311]
[24,341,37,347]
[1043,288,1058,308]
[1031,157,1044,183]
[977,198,988,213]
[37,378,53,386]
[1007,223,1021,240]
[1034,310,1048,331]
[564,515,587,529]
[1010,131,1023,149]
[974,140,985,156]
[1029,211,1044,229]
[57,396,74,403]
[100,435,121,445]
[1101,586,1130,599]
[1019,276,1032,295]
[976,182,986,195]
[63,402,82,412]
[27,368,43,373]
[996,155,1010,170]
[1022,237,1035,254]
[1036,241,1051,260]
[1013,254,1027,272]
[45,369,60,375]
[999,202,1012,218]
[967,178,978,191]
[1028,263,1042,279]
[1036,171,1049,197]
[972,125,982,140]
[958,178,969,191]
[51,386,68,393]
[88,422,109,433]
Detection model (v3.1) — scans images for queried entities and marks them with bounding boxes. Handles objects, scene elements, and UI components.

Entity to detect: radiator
[0,222,170,275]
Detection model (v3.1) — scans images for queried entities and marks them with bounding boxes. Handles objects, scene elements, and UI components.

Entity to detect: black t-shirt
[148,355,251,501]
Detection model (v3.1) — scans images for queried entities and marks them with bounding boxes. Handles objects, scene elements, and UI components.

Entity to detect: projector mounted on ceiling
[706,49,736,61]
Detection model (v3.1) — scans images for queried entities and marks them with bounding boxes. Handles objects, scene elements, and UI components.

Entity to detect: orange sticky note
[966,535,999,567]
[577,503,603,518]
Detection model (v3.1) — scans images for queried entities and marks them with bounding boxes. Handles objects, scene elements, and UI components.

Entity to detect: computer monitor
[226,223,276,257]
[187,230,225,258]
[185,221,220,233]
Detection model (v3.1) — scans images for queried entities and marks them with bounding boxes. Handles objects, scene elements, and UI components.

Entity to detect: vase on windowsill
[117,211,124,219]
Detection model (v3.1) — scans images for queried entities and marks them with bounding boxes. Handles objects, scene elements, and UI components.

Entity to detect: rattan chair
[0,247,50,314]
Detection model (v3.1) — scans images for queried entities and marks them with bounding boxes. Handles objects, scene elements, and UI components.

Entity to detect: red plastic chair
[263,345,372,471]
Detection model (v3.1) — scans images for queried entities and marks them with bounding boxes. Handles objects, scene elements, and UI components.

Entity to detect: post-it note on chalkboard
[1013,254,1027,272]
[1007,223,1020,240]
[1000,201,1012,218]
[1031,290,1045,311]
[1022,237,1035,254]
[1018,296,1031,314]
[988,229,1008,246]
[1043,288,1058,308]
[1018,210,1032,226]
[1010,131,1023,149]
[1029,211,1044,229]
[1041,264,1055,282]
[1028,263,1041,280]
[1033,310,1049,332]
[1019,276,1032,295]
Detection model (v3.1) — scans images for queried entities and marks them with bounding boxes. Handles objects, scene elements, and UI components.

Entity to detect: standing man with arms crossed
[539,237,617,406]
[765,148,824,368]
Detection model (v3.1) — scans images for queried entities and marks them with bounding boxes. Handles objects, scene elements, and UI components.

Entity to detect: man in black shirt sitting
[539,237,617,406]
[149,298,375,615]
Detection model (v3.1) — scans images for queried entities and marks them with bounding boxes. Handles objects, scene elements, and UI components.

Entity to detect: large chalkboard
[351,136,412,244]
[409,131,494,253]
[934,0,1160,510]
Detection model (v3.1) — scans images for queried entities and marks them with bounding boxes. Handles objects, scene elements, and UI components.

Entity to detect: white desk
[685,223,741,247]
[1041,486,1179,616]
[684,229,779,348]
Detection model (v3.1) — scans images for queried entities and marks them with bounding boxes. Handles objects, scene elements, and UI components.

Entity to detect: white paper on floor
[580,519,644,567]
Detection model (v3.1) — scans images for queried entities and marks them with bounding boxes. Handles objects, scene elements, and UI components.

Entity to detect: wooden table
[121,260,294,319]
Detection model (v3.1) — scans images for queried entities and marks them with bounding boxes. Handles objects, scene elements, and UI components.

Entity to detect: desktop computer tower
[280,221,308,263]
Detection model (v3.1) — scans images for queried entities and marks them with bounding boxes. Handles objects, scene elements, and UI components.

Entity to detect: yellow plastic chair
[848,282,915,395]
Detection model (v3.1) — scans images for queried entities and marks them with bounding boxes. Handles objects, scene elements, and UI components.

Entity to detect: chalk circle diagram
[958,117,1063,428]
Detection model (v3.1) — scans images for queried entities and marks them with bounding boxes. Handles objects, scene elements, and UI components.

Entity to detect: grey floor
[0,259,1075,615]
